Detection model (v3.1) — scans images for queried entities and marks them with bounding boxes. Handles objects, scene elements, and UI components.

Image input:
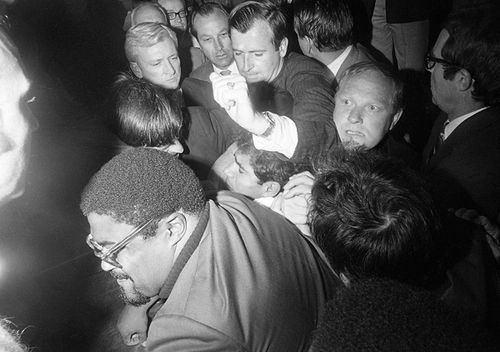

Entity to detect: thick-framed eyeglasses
[166,9,187,21]
[425,53,457,70]
[86,216,160,268]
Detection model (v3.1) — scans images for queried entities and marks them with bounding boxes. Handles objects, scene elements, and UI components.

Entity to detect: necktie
[433,120,449,156]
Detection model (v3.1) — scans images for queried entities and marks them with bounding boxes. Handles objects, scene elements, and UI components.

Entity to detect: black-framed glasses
[425,53,457,70]
[166,9,187,21]
[86,216,161,268]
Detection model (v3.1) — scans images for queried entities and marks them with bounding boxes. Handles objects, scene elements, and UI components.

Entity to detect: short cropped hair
[109,72,183,147]
[229,1,287,50]
[80,148,205,227]
[125,22,178,63]
[293,0,353,51]
[190,2,229,39]
[441,7,500,105]
[236,133,306,188]
[309,148,445,288]
[340,61,404,114]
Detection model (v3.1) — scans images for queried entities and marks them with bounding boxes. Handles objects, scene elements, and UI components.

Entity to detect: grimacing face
[333,71,401,149]
[193,10,233,70]
[131,37,181,89]
[87,212,172,306]
[0,30,32,206]
[223,148,265,199]
[231,20,287,83]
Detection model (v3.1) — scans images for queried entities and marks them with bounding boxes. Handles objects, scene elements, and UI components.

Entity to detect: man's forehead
[194,11,228,30]
[159,0,184,11]
[231,20,274,47]
[88,212,134,240]
[432,29,450,57]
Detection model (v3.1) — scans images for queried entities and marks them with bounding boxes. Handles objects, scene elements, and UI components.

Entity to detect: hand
[282,171,315,199]
[454,208,500,263]
[210,72,268,135]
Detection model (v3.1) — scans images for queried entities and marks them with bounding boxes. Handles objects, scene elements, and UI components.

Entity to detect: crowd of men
[2,0,500,350]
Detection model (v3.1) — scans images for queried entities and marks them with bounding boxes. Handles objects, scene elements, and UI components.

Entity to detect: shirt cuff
[252,112,298,159]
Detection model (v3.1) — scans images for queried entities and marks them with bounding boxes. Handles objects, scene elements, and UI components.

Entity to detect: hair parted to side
[125,22,178,62]
[309,148,445,289]
[293,0,353,51]
[190,2,230,39]
[339,61,404,114]
[80,148,205,226]
[236,133,308,187]
[441,6,500,106]
[229,0,287,50]
[110,72,183,147]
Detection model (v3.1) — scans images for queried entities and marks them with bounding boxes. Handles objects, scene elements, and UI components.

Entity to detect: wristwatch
[258,111,276,138]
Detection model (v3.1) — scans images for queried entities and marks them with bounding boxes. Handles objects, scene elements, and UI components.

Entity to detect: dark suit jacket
[422,106,500,219]
[336,44,377,83]
[188,62,214,82]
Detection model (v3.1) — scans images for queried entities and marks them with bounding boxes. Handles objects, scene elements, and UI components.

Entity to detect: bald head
[130,2,168,28]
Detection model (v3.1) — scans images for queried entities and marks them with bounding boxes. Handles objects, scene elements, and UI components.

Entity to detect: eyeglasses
[86,216,161,268]
[166,9,187,21]
[425,53,457,70]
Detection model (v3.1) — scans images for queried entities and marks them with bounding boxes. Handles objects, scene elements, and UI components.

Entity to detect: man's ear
[278,37,288,58]
[130,62,143,78]
[455,68,474,92]
[261,181,281,198]
[157,212,187,246]
[389,109,403,130]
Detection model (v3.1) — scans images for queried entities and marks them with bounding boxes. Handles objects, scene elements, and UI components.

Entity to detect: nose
[347,108,363,124]
[215,38,223,51]
[243,54,253,73]
[101,260,115,272]
[166,139,184,155]
[163,60,176,76]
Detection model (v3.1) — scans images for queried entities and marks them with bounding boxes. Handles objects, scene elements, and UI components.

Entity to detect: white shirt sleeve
[252,112,298,159]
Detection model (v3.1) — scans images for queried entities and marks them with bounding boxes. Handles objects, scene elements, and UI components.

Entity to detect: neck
[314,47,348,66]
[447,99,486,121]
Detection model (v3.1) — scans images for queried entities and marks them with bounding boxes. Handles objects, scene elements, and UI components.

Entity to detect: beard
[111,271,151,307]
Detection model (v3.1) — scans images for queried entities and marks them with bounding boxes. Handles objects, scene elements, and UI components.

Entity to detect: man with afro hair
[81,147,338,351]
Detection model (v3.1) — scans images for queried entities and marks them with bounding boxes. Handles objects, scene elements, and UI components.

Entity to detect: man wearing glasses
[81,148,337,350]
[422,6,500,220]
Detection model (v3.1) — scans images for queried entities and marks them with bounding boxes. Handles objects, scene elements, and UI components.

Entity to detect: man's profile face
[428,29,456,115]
[87,212,171,306]
[0,31,32,206]
[132,38,181,89]
[193,11,233,70]
[224,149,265,199]
[231,20,287,83]
[333,71,400,149]
[158,0,188,33]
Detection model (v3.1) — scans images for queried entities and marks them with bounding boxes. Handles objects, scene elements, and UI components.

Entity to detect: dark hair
[229,0,287,50]
[441,7,500,105]
[236,133,306,188]
[109,72,183,147]
[312,278,479,352]
[80,148,205,227]
[190,2,229,39]
[309,148,445,288]
[339,61,404,113]
[293,0,353,51]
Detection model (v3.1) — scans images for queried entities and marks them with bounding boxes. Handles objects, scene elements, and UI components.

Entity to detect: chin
[120,287,152,307]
